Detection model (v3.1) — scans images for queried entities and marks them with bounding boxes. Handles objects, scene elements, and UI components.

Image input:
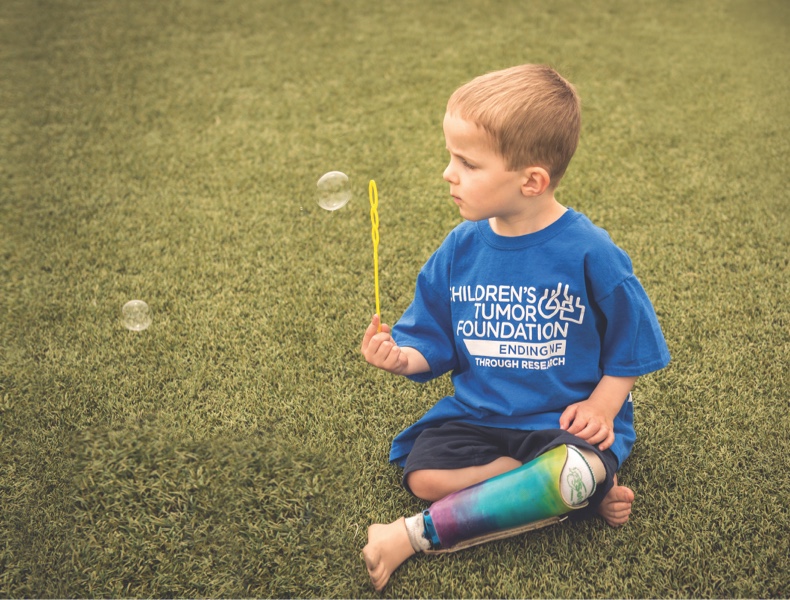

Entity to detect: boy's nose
[443,163,457,184]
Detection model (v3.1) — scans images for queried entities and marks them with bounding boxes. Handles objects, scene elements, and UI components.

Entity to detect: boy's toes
[362,545,389,591]
[605,503,632,526]
[598,483,635,527]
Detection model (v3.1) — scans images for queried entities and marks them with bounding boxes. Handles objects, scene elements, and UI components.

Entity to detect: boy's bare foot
[597,475,635,527]
[362,517,417,591]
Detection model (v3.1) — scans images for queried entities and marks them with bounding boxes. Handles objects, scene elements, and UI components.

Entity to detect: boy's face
[442,113,527,225]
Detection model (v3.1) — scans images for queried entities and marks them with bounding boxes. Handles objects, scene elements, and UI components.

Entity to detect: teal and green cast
[422,444,582,550]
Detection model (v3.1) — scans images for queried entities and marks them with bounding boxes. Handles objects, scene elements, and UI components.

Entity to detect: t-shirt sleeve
[391,245,459,383]
[597,274,671,377]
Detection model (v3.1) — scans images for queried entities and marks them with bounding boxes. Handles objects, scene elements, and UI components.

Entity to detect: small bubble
[122,300,152,331]
[317,171,351,211]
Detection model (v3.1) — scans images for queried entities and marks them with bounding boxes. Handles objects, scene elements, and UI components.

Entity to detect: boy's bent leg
[406,456,522,502]
[362,445,603,589]
[424,444,602,551]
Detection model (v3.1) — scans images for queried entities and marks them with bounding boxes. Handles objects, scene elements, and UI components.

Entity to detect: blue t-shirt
[390,209,670,468]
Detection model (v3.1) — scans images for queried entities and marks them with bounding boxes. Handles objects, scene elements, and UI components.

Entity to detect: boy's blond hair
[447,64,581,186]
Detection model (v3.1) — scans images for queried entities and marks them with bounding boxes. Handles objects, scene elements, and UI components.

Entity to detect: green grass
[1,0,788,597]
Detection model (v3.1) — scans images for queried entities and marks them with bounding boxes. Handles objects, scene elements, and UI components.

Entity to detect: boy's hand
[559,399,615,451]
[361,315,410,375]
[559,375,636,452]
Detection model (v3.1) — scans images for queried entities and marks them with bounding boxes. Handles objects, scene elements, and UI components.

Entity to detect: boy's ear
[521,167,552,197]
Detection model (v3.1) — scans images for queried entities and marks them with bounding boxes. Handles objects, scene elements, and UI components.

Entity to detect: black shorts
[402,422,619,513]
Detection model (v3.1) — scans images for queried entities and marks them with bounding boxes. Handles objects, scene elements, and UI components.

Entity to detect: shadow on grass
[2,420,361,598]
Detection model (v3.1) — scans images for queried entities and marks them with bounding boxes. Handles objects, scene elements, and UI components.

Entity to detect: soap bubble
[122,300,152,331]
[317,171,351,211]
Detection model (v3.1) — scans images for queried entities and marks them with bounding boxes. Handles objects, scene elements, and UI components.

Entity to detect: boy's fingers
[361,328,375,352]
[576,423,612,449]
[375,313,393,335]
[585,426,608,445]
[368,334,400,364]
[568,420,589,437]
[361,315,381,351]
[572,417,608,441]
[566,414,587,435]
[384,344,401,367]
[559,405,576,430]
[598,434,614,451]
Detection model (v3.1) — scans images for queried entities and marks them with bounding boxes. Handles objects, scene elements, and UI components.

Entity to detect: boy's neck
[489,195,567,237]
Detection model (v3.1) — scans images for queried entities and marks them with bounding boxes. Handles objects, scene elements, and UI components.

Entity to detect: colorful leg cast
[421,444,596,553]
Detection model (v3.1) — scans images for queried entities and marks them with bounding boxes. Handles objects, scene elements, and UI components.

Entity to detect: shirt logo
[452,282,586,371]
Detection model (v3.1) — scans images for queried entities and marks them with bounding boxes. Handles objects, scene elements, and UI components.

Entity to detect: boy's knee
[405,471,445,502]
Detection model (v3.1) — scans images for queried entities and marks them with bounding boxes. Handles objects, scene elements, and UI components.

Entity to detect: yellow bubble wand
[369,180,381,331]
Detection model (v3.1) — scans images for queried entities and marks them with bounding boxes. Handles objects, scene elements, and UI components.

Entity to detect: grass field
[2,0,789,597]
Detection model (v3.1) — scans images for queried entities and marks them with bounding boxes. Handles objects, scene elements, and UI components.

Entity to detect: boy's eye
[461,158,476,169]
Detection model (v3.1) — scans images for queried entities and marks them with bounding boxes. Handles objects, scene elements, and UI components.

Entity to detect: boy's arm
[559,375,637,451]
[361,314,430,377]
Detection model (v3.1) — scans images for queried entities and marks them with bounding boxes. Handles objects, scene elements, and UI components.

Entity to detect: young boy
[360,64,670,591]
